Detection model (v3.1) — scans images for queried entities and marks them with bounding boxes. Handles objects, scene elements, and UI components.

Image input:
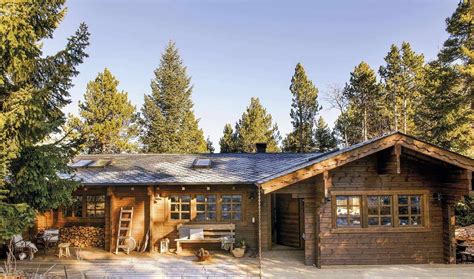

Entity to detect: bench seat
[175,223,235,253]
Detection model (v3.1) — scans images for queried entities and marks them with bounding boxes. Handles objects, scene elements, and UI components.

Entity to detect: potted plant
[231,239,246,258]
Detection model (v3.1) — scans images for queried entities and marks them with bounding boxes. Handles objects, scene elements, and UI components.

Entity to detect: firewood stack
[456,225,474,247]
[59,226,105,248]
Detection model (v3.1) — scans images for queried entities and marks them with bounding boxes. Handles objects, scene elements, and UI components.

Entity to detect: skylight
[88,159,111,167]
[193,158,212,169]
[70,159,93,168]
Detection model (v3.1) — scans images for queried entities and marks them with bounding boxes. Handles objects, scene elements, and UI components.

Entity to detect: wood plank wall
[318,152,465,265]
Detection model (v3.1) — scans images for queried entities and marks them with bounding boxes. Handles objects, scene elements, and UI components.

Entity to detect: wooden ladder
[115,207,134,254]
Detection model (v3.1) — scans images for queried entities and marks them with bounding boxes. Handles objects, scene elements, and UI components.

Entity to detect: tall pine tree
[72,68,138,154]
[416,0,473,156]
[0,0,89,240]
[232,97,280,153]
[140,41,207,153]
[314,116,337,152]
[343,62,385,142]
[283,63,321,152]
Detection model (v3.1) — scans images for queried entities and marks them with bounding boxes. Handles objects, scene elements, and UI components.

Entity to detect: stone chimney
[256,143,267,153]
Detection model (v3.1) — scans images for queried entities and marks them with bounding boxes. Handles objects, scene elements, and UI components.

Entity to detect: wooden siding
[318,152,464,265]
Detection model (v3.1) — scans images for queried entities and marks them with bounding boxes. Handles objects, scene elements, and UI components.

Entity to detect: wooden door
[275,194,302,248]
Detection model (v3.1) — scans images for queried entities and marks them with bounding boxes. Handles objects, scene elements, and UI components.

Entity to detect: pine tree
[0,1,89,240]
[379,43,424,134]
[284,63,321,152]
[219,124,238,153]
[343,62,385,142]
[416,0,473,156]
[219,123,237,153]
[140,41,207,153]
[72,68,138,154]
[234,97,280,153]
[314,117,337,152]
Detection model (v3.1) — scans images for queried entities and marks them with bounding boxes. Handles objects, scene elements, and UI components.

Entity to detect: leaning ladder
[115,207,134,254]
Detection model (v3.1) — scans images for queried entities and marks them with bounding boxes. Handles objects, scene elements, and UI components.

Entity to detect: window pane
[380,206,391,215]
[399,206,409,215]
[381,196,391,205]
[349,207,360,216]
[233,213,241,220]
[222,212,231,220]
[222,204,231,212]
[336,218,348,226]
[349,197,360,206]
[181,195,191,202]
[368,207,378,215]
[381,217,392,226]
[208,204,217,211]
[208,212,217,220]
[171,213,180,220]
[232,195,241,203]
[170,196,179,202]
[349,217,361,226]
[181,213,190,220]
[411,205,421,215]
[181,204,190,212]
[336,196,347,205]
[399,216,409,226]
[398,196,408,205]
[196,195,205,202]
[196,213,206,221]
[336,206,347,216]
[95,210,105,218]
[234,204,242,211]
[368,217,379,226]
[197,204,205,211]
[411,216,421,225]
[207,195,216,203]
[410,196,421,205]
[222,195,232,203]
[367,196,378,206]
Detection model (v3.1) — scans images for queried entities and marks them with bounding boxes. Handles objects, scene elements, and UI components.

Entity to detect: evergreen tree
[219,124,238,153]
[284,63,321,152]
[314,117,337,152]
[343,62,385,142]
[379,43,424,134]
[416,0,473,156]
[140,41,207,153]
[0,0,89,240]
[206,136,215,154]
[72,68,138,154]
[234,97,280,153]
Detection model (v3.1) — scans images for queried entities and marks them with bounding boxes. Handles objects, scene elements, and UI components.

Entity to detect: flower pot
[231,247,245,258]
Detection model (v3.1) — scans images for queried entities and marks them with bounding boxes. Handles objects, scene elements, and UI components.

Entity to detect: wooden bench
[175,223,235,253]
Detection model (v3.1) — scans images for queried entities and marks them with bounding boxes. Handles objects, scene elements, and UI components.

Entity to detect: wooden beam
[394,144,401,174]
[323,171,332,199]
[261,134,402,194]
[467,170,472,193]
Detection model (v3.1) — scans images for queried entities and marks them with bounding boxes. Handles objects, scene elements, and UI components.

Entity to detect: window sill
[331,226,431,234]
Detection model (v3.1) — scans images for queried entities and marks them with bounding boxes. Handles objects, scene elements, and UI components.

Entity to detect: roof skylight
[88,159,111,167]
[70,159,93,168]
[193,158,212,168]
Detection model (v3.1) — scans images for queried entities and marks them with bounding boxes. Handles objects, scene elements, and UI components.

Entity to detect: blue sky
[43,0,456,151]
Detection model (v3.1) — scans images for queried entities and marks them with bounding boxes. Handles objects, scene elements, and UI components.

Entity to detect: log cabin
[35,132,474,266]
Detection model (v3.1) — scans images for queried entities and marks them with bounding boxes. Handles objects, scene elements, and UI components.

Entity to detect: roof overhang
[257,133,474,194]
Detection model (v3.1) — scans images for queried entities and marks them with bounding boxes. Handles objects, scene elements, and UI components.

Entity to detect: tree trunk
[403,97,407,133]
[394,91,398,131]
[363,108,368,141]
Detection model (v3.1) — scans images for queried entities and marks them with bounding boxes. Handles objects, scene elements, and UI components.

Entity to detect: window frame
[169,195,192,220]
[331,190,430,233]
[86,195,106,218]
[165,192,245,223]
[62,194,106,220]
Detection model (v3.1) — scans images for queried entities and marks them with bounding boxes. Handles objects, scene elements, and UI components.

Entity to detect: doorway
[273,194,304,249]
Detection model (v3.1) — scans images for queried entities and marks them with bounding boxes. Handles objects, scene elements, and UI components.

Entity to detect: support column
[106,186,115,252]
[146,186,154,252]
[442,201,456,264]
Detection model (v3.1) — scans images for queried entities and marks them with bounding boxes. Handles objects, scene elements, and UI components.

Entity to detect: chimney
[256,143,267,153]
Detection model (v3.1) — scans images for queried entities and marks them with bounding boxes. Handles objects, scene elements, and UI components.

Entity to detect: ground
[10,248,474,278]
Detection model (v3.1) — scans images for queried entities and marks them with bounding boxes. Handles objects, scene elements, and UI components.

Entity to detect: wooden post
[467,170,472,193]
[323,171,332,199]
[146,186,154,252]
[394,144,401,174]
[106,186,115,253]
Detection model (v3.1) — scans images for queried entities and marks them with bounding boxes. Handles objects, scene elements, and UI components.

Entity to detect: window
[196,195,217,221]
[335,196,361,227]
[86,195,105,217]
[221,195,242,221]
[367,196,392,226]
[332,192,427,231]
[398,195,422,226]
[170,195,191,220]
[63,196,83,218]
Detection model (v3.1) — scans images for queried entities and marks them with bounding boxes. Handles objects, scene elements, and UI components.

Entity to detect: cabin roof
[72,132,474,186]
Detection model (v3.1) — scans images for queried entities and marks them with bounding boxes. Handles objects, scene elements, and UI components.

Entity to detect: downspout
[256,183,262,278]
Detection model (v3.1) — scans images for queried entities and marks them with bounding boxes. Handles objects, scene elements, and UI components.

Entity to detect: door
[275,194,302,248]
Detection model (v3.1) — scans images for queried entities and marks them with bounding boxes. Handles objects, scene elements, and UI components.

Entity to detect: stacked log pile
[59,226,105,247]
[455,225,474,252]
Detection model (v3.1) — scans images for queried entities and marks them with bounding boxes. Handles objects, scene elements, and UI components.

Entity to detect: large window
[170,195,191,220]
[63,196,83,218]
[196,195,217,221]
[398,195,422,226]
[167,193,243,222]
[367,196,392,226]
[332,192,427,231]
[86,195,105,217]
[221,195,242,221]
[335,196,361,227]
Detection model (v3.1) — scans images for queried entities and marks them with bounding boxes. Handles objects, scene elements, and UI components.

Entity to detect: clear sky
[43,0,456,151]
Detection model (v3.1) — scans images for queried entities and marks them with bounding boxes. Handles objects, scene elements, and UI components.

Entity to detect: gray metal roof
[73,152,322,185]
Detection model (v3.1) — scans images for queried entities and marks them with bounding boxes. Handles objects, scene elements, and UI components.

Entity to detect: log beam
[323,171,332,199]
[394,144,401,174]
